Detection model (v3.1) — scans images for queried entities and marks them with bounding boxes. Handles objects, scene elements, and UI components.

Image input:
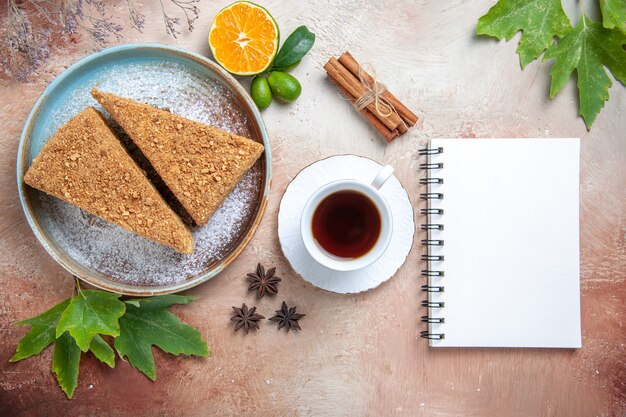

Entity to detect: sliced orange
[209,2,279,76]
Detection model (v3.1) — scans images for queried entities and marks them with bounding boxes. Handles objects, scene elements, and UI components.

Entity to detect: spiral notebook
[419,138,581,348]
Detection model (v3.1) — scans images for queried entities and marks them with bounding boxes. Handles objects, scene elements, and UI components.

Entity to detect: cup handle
[371,165,394,190]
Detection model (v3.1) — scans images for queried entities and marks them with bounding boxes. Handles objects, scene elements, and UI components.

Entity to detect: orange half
[209,2,279,76]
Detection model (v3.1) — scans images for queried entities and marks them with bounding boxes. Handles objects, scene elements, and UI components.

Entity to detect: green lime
[268,71,302,102]
[250,76,272,110]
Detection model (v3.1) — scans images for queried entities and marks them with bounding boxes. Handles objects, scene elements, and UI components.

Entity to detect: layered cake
[91,89,265,226]
[23,107,194,254]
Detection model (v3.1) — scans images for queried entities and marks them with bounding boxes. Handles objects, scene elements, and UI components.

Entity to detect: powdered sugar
[45,61,251,138]
[34,57,265,287]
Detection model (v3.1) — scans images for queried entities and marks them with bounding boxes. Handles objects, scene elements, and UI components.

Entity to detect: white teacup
[300,165,394,271]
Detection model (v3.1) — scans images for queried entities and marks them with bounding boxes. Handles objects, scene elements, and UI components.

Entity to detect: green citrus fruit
[250,76,272,110]
[267,71,302,102]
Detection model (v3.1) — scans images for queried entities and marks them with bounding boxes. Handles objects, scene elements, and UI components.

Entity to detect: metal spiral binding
[420,147,445,341]
[421,224,443,230]
[419,177,443,184]
[421,270,444,277]
[420,193,443,200]
[421,285,444,292]
[421,315,445,324]
[421,300,445,308]
[419,162,443,170]
[420,208,443,215]
[417,147,443,155]
[421,239,443,246]
[420,331,445,340]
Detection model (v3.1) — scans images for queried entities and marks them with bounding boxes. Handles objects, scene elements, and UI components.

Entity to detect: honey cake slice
[91,89,265,226]
[23,107,194,254]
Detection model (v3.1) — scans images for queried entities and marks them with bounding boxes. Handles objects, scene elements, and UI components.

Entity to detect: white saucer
[278,155,415,294]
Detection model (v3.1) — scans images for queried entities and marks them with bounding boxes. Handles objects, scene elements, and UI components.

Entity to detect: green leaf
[52,332,81,399]
[124,294,197,309]
[273,59,301,72]
[544,14,626,129]
[56,290,125,352]
[477,0,572,68]
[89,335,115,368]
[272,26,315,69]
[600,0,626,32]
[10,299,70,362]
[114,295,209,381]
[124,299,141,307]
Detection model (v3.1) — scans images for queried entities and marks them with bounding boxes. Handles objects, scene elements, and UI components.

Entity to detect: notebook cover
[425,138,581,348]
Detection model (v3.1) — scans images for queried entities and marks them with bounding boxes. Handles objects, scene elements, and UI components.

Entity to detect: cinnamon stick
[324,52,418,142]
[328,76,400,142]
[324,57,404,132]
[338,51,418,127]
[397,118,409,134]
[338,52,418,126]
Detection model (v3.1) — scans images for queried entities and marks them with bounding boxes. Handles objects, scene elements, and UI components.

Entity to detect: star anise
[269,301,305,332]
[230,303,265,333]
[246,263,281,299]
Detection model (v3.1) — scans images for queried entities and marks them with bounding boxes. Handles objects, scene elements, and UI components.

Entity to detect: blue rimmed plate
[16,44,271,295]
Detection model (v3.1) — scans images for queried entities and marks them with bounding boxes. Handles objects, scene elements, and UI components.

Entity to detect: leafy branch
[126,0,145,32]
[10,280,209,398]
[477,0,626,129]
[158,0,199,37]
[0,0,201,81]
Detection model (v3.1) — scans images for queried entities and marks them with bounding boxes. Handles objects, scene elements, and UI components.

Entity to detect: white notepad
[421,139,581,348]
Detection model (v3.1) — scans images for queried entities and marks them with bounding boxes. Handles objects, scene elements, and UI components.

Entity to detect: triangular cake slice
[24,107,194,254]
[91,89,265,226]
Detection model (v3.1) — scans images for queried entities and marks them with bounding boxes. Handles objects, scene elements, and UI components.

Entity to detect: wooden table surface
[1,1,624,416]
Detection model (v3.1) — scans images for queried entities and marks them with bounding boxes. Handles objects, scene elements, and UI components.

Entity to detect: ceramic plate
[16,44,271,295]
[278,155,415,294]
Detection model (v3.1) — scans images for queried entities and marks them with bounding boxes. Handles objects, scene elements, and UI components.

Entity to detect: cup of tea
[300,165,394,271]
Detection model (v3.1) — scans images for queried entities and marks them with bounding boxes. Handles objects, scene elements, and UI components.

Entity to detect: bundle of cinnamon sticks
[324,52,418,142]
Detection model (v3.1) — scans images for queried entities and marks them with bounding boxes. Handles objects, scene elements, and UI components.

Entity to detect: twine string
[352,64,405,128]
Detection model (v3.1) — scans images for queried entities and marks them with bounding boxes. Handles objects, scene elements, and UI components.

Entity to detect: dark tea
[311,190,381,259]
